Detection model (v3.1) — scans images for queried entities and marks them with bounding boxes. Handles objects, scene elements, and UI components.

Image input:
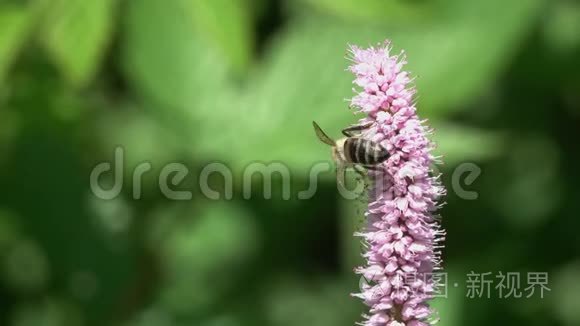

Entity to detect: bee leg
[353,164,367,180]
[342,122,374,137]
[336,164,347,188]
[361,164,382,171]
[355,165,373,194]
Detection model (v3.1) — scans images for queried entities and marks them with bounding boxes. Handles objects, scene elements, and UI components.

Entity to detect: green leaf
[0,6,30,83]
[299,0,434,23]
[11,298,83,326]
[123,0,251,111]
[3,124,137,320]
[127,0,543,172]
[203,0,538,170]
[551,262,580,325]
[0,108,20,156]
[431,124,504,166]
[122,0,236,135]
[0,209,21,253]
[2,239,50,293]
[217,18,387,172]
[150,202,259,316]
[185,0,253,73]
[399,0,544,117]
[39,0,117,86]
[93,103,195,194]
[295,0,544,118]
[263,277,359,326]
[544,1,580,54]
[487,135,562,228]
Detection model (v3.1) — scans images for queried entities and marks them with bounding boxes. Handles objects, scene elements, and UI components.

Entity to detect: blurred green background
[1,0,580,325]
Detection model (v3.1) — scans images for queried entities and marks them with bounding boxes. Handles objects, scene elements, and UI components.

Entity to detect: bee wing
[312,121,335,146]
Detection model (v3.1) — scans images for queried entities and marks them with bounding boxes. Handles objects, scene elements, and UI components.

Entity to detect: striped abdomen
[343,137,389,165]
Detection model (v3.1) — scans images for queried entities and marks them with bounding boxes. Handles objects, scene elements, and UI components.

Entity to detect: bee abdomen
[344,138,389,165]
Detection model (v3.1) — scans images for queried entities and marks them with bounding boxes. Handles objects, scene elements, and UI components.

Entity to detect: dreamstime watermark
[89,147,482,201]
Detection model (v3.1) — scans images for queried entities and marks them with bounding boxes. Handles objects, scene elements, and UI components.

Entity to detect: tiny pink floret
[349,41,445,326]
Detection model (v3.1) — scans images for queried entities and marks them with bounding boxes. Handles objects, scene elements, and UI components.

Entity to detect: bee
[312,121,389,183]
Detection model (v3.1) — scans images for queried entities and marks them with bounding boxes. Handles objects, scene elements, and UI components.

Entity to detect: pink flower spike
[349,41,446,325]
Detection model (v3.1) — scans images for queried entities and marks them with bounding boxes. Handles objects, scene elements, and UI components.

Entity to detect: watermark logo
[89,146,482,201]
[357,271,550,300]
